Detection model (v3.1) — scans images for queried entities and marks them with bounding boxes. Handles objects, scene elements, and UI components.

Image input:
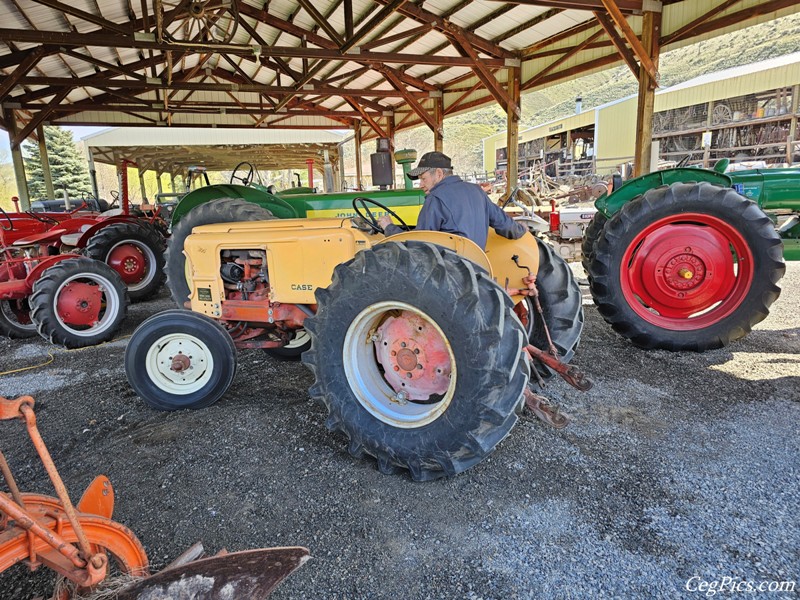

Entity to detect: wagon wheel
[653,112,671,133]
[674,134,700,152]
[157,0,240,44]
[711,103,733,125]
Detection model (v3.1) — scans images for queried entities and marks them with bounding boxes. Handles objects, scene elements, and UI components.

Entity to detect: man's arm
[487,200,527,240]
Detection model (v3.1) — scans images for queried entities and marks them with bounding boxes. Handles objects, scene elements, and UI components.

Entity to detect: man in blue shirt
[378,151,527,250]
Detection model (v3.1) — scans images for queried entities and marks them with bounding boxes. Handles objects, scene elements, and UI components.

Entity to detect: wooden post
[139,170,148,203]
[388,115,396,189]
[36,125,55,200]
[703,100,714,168]
[3,108,30,209]
[633,7,662,177]
[434,94,444,153]
[505,65,521,197]
[788,84,799,164]
[354,123,363,190]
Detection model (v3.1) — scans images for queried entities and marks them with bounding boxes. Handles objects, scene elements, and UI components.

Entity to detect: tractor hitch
[524,344,593,392]
[523,388,569,429]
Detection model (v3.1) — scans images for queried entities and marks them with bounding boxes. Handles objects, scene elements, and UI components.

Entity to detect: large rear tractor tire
[303,242,530,481]
[527,238,584,378]
[165,198,275,306]
[125,310,237,410]
[84,221,166,302]
[30,258,129,349]
[588,182,784,351]
[581,211,607,277]
[0,299,37,339]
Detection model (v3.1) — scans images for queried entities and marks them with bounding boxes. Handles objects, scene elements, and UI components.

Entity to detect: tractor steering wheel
[0,206,12,231]
[230,162,255,186]
[25,211,59,225]
[352,197,410,235]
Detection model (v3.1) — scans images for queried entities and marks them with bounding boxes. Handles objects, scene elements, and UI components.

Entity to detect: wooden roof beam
[378,66,437,132]
[599,0,659,83]
[11,88,70,148]
[445,28,517,117]
[503,1,642,12]
[29,0,131,35]
[373,0,514,59]
[523,28,604,89]
[661,0,742,45]
[345,97,388,139]
[593,11,640,78]
[340,0,407,53]
[296,0,344,46]
[0,45,46,100]
[359,24,432,51]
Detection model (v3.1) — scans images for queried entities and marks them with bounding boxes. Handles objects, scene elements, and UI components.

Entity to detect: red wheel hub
[374,311,451,401]
[56,282,103,327]
[621,213,754,330]
[107,244,147,285]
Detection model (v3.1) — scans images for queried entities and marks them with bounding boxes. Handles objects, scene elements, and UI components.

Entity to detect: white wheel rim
[343,301,456,429]
[54,272,120,337]
[145,333,214,395]
[285,329,309,349]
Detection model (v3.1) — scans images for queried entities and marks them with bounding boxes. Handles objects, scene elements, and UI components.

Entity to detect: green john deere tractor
[582,159,796,351]
[164,161,426,315]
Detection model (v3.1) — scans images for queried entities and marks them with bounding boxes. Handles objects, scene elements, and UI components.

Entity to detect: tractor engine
[216,249,308,348]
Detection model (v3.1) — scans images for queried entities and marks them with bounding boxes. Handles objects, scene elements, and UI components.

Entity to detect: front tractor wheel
[29,258,129,349]
[588,182,785,351]
[84,222,166,302]
[125,310,237,410]
[303,242,530,481]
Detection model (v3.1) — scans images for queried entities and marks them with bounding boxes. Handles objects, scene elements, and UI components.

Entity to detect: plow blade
[115,546,310,599]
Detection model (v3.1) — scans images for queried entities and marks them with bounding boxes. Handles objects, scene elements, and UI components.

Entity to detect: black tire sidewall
[125,310,237,410]
[84,222,166,302]
[590,182,784,350]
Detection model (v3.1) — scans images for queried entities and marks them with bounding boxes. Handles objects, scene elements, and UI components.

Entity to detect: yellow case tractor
[125,199,586,480]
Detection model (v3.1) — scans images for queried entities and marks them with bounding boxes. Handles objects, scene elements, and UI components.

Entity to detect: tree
[22,127,92,200]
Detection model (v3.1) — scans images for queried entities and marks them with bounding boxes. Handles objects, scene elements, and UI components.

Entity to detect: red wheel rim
[107,243,147,285]
[56,281,103,327]
[620,212,754,331]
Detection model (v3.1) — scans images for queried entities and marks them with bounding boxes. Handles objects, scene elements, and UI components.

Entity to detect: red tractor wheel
[84,222,166,302]
[589,182,785,351]
[29,258,129,349]
[0,299,37,339]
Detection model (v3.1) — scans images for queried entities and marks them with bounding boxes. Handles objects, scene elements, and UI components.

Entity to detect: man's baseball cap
[407,151,452,179]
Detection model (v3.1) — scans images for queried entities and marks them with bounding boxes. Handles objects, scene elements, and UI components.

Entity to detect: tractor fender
[595,167,733,217]
[24,254,80,288]
[379,229,540,302]
[171,184,298,227]
[69,216,142,248]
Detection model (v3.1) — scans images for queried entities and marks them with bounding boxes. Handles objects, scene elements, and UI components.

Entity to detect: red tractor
[0,206,130,347]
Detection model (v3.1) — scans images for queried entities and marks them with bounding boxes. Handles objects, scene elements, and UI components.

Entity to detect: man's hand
[377,215,393,230]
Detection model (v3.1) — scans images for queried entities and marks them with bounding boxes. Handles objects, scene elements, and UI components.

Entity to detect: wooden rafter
[29,0,131,34]
[345,97,388,138]
[12,88,71,147]
[296,0,344,46]
[341,0,407,53]
[523,28,604,90]
[378,66,437,131]
[593,10,640,78]
[503,0,642,12]
[0,45,46,99]
[599,0,659,83]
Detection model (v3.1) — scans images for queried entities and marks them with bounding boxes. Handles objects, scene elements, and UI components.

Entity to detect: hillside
[394,11,800,175]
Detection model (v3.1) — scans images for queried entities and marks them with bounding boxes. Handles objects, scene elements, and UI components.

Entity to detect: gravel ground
[0,263,797,600]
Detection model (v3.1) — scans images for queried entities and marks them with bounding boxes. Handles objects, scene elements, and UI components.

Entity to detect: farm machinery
[582,159,793,351]
[0,198,167,346]
[0,394,308,598]
[127,197,589,480]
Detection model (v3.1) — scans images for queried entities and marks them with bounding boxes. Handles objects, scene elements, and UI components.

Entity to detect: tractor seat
[60,224,94,247]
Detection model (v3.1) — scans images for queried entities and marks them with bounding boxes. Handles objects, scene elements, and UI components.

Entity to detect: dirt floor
[0,263,798,599]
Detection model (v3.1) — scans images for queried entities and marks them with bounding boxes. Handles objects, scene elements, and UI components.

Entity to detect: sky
[0,126,109,156]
